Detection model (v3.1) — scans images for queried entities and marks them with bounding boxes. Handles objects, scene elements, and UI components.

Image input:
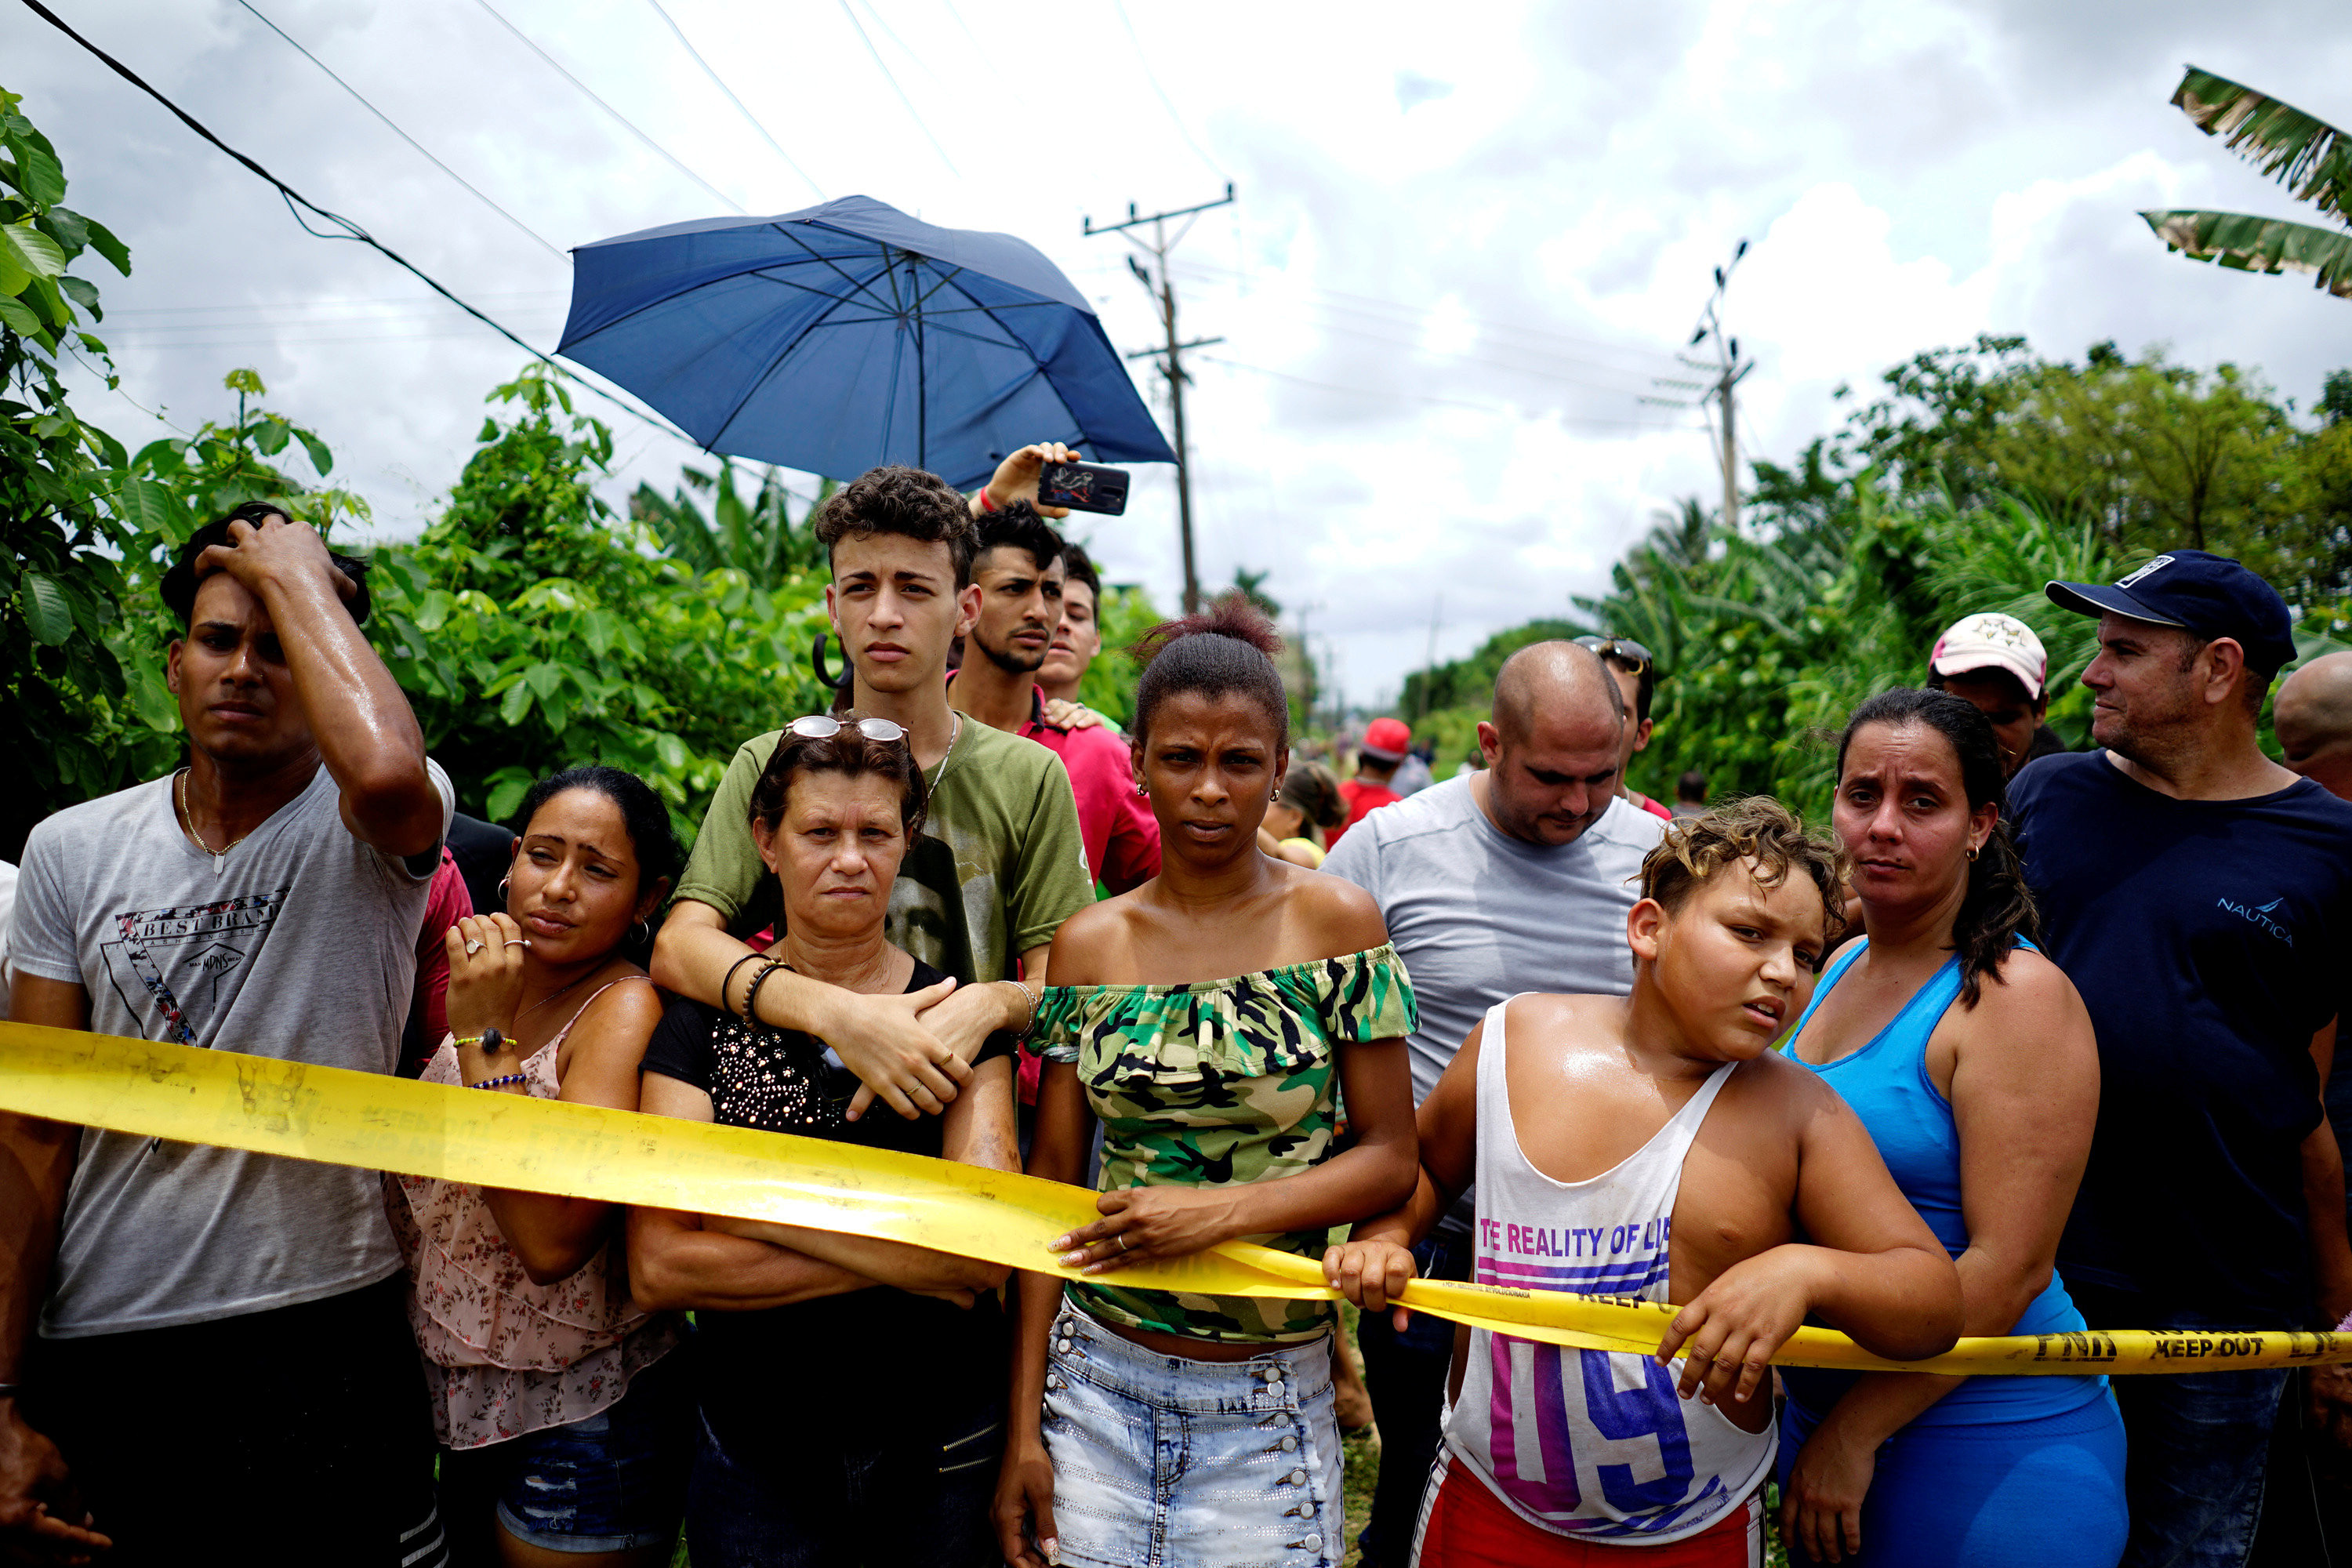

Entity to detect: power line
[1201,354,1705,430]
[232,0,567,261]
[106,290,568,318]
[832,0,960,176]
[1163,256,1685,367]
[1081,254,1679,393]
[637,0,823,199]
[1106,0,1225,179]
[106,326,567,351]
[15,0,701,451]
[466,0,750,214]
[1217,310,1680,398]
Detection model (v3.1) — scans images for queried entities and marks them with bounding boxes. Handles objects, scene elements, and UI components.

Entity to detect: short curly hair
[811,465,978,587]
[1639,796,1848,964]
[974,499,1064,575]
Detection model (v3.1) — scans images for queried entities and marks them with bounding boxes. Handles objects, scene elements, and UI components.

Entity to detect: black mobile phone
[1036,459,1131,516]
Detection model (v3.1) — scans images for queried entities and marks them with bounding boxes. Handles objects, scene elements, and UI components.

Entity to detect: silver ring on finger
[464,938,485,956]
[1116,1233,1131,1253]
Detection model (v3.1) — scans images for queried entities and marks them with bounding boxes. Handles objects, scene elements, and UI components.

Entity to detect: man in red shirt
[947,502,1160,894]
[1330,716,1412,848]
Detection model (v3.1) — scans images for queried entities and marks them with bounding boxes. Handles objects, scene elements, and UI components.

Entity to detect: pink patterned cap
[1930,612,2046,699]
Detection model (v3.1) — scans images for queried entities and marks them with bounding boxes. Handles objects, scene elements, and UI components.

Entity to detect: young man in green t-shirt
[653,465,1094,1120]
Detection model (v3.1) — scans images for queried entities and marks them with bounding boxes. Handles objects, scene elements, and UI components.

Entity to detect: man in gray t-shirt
[2,507,452,1565]
[1323,640,1665,1568]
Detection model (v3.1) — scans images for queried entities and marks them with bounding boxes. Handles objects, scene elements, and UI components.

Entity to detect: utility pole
[1643,239,1754,535]
[1085,183,1234,613]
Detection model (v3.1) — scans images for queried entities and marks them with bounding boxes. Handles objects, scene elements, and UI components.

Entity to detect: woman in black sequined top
[630,717,1020,1567]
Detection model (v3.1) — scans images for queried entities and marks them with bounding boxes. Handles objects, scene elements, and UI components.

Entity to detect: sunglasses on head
[786,714,909,745]
[1574,635,1653,675]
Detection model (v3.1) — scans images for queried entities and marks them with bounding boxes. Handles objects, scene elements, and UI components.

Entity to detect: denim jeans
[683,1397,1004,1567]
[434,1342,691,1560]
[1042,1298,1343,1567]
[1354,1229,1472,1568]
[2068,1283,2294,1568]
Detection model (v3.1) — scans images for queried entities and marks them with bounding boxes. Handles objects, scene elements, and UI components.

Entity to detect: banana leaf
[2172,66,2352,227]
[2140,210,2352,298]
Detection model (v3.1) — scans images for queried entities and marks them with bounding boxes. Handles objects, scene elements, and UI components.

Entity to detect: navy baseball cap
[2045,550,2297,675]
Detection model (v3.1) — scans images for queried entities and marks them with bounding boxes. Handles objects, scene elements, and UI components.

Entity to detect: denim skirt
[1042,1298,1343,1568]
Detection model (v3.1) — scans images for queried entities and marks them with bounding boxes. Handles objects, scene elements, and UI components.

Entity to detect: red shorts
[1410,1449,1763,1567]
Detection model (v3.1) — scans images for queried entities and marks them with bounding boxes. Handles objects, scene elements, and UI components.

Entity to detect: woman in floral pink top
[387,766,687,1566]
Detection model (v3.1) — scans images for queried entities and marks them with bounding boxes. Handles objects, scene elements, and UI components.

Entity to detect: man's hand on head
[192,512,356,608]
[977,443,1080,520]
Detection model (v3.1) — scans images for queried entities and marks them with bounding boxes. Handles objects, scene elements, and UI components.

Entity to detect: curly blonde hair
[1638,797,1849,964]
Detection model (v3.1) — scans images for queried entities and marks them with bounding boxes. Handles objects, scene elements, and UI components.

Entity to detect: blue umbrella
[558,195,1176,488]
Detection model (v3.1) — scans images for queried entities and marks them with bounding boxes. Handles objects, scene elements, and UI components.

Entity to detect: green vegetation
[1398,336,2352,822]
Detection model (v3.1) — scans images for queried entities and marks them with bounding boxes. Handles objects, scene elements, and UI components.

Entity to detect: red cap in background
[1359,717,1412,762]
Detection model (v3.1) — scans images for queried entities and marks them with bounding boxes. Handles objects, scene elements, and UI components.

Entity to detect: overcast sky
[11,0,2352,709]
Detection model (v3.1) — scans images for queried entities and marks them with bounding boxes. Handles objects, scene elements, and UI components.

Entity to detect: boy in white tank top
[1326,800,1962,1566]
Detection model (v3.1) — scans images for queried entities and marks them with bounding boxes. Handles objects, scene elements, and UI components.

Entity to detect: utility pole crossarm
[1128,336,1224,365]
[1083,183,1236,237]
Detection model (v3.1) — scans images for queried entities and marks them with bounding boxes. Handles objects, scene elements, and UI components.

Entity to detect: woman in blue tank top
[1778,688,2125,1566]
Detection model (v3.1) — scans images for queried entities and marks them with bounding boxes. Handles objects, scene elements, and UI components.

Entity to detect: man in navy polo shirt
[2007,550,2352,1568]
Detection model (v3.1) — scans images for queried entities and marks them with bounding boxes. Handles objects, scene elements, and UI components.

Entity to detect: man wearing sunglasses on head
[655,466,1094,1123]
[1577,633,1673,822]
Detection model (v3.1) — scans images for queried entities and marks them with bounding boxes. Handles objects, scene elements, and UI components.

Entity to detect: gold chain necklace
[175,768,254,873]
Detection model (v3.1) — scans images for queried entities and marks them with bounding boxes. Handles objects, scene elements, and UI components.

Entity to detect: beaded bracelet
[452,1028,505,1053]
[469,1073,528,1091]
[722,953,766,1020]
[742,959,789,1029]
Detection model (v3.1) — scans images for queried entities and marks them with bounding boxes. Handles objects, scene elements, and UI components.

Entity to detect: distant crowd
[3,443,2350,1568]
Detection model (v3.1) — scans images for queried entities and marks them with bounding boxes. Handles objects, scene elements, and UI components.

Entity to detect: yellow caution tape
[1,1021,2343,1375]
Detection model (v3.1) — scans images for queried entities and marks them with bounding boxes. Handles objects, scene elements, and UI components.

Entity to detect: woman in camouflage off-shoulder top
[992,601,1420,1568]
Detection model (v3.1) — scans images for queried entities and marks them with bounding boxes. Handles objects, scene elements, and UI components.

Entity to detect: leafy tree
[368,365,833,840]
[1073,581,1165,730]
[1778,336,2347,604]
[632,460,831,586]
[1,84,136,858]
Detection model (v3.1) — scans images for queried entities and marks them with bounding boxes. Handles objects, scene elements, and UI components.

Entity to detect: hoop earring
[1965,844,1980,862]
[1271,785,1281,802]
[1137,780,1146,797]
[497,875,511,902]
[632,919,652,948]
